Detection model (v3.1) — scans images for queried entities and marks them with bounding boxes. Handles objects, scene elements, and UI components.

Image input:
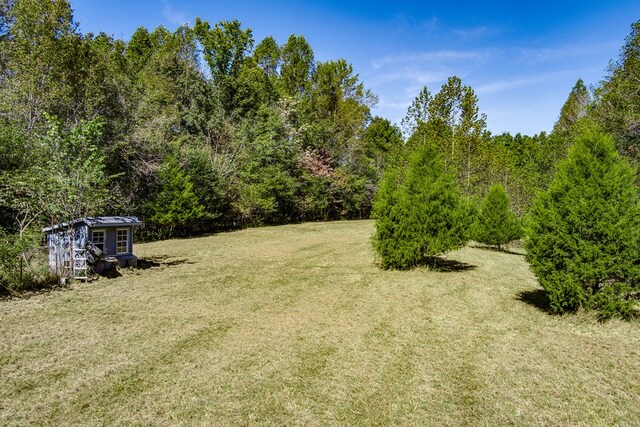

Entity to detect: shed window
[92,230,105,252]
[116,229,129,254]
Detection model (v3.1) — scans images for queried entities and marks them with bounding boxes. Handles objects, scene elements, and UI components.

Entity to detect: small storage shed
[42,216,142,279]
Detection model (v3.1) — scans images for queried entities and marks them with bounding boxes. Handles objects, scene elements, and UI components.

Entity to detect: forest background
[1,0,639,288]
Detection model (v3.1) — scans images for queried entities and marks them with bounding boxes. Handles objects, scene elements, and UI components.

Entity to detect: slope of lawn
[1,220,639,425]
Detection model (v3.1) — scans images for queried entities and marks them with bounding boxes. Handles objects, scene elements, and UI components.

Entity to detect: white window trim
[116,228,130,254]
[92,228,106,249]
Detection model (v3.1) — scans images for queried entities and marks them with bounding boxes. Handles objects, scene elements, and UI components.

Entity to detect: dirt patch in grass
[2,220,639,425]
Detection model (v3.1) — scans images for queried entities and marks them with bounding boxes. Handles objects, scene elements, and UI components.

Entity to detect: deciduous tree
[280,34,314,98]
[593,20,640,165]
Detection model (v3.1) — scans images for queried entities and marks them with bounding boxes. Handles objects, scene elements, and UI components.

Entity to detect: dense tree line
[0,0,401,288]
[0,0,639,299]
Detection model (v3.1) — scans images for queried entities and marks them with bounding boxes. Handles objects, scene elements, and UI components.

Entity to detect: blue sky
[72,0,640,135]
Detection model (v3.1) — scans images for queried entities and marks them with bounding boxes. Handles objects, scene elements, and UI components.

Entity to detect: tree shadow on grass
[136,256,193,270]
[472,244,525,257]
[0,283,71,302]
[516,288,552,313]
[0,283,11,298]
[422,257,477,272]
[100,268,122,279]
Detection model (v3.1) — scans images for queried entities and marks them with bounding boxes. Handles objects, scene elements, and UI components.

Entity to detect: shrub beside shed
[42,216,142,279]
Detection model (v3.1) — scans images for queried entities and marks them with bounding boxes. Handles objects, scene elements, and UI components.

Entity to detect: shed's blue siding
[91,226,133,256]
[47,224,89,274]
[44,217,140,277]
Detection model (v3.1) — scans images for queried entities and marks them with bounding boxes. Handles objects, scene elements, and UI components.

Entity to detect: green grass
[1,220,640,425]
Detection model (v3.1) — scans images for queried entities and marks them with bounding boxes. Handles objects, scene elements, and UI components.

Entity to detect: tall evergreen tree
[372,143,469,269]
[550,79,592,164]
[553,79,591,135]
[526,129,640,318]
[371,164,405,267]
[401,85,431,138]
[147,155,205,237]
[473,183,522,249]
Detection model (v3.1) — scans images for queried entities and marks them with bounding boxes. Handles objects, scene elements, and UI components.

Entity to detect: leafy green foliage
[550,79,593,166]
[0,230,28,291]
[526,129,640,318]
[147,155,205,237]
[0,0,78,128]
[233,105,298,224]
[254,36,281,77]
[39,114,111,225]
[280,34,314,97]
[3,1,640,312]
[361,116,403,182]
[403,78,487,199]
[2,114,111,232]
[0,111,110,287]
[194,18,253,82]
[0,229,55,292]
[370,165,404,267]
[194,18,254,113]
[183,146,232,229]
[372,144,470,269]
[473,184,522,249]
[0,0,407,243]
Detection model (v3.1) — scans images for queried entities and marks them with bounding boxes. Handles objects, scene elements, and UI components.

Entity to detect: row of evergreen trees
[373,128,640,319]
[370,20,640,319]
[372,144,520,270]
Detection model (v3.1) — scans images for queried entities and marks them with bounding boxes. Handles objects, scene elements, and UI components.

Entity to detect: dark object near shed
[42,216,142,280]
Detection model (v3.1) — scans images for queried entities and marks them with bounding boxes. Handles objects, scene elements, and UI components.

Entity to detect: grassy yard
[1,220,639,425]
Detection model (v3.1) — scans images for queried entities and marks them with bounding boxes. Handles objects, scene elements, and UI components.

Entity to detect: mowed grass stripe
[1,220,639,425]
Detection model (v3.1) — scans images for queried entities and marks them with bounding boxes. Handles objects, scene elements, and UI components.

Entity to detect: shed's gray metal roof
[42,216,142,232]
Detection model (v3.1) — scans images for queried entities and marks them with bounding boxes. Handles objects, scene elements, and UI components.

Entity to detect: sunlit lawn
[2,220,639,425]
